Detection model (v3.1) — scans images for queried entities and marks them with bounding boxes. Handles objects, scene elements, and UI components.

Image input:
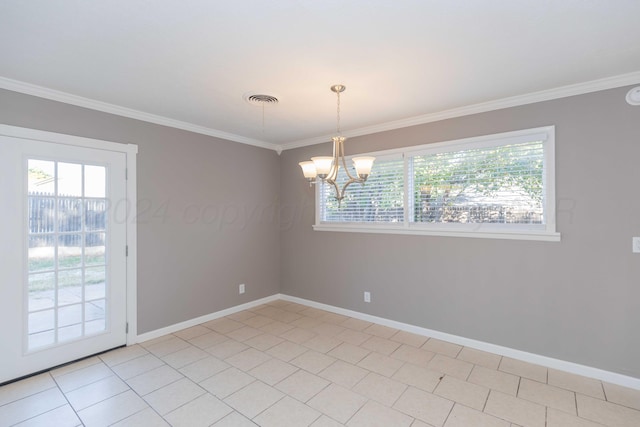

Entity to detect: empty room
[1,1,639,426]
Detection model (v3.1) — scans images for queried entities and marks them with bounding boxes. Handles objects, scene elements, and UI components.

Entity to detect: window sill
[313,223,561,242]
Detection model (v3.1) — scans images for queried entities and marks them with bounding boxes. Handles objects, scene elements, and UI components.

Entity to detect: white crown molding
[0,76,280,152]
[281,71,640,150]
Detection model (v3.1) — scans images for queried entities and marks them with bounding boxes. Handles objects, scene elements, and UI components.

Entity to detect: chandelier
[299,85,375,202]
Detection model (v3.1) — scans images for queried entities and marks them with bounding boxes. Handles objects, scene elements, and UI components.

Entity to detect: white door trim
[0,124,138,345]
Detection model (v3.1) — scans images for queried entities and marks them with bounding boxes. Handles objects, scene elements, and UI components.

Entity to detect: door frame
[0,124,138,345]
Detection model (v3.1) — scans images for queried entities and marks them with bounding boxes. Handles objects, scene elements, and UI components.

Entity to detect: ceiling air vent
[244,94,279,106]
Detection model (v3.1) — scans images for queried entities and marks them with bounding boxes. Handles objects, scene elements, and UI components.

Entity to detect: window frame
[313,126,560,242]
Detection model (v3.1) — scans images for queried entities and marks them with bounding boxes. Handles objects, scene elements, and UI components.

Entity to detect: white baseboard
[135,294,280,343]
[133,292,639,390]
[279,294,640,391]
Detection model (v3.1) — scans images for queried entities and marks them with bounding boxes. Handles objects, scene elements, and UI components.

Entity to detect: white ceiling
[1,1,640,151]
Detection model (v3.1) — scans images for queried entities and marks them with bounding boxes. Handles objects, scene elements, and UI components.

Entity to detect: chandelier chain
[336,89,341,135]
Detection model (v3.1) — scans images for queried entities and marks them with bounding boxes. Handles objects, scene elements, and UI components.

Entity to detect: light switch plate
[633,237,640,253]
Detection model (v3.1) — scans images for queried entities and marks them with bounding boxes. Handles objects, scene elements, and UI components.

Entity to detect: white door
[0,135,128,383]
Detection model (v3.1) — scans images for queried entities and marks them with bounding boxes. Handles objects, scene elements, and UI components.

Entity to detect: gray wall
[280,85,640,379]
[0,89,281,334]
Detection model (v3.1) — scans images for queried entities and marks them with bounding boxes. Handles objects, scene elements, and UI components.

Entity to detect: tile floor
[1,299,640,427]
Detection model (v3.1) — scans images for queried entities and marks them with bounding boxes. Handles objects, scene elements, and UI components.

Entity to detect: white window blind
[320,156,404,223]
[410,140,544,225]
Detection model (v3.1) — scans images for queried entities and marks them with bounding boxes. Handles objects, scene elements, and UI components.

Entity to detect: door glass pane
[58,234,82,269]
[59,325,83,342]
[28,159,55,194]
[58,269,82,305]
[58,304,82,327]
[57,163,82,197]
[85,199,106,231]
[28,310,54,335]
[58,199,82,232]
[29,197,55,234]
[85,233,106,266]
[28,272,55,311]
[85,165,106,198]
[85,300,106,334]
[28,235,55,272]
[85,266,106,300]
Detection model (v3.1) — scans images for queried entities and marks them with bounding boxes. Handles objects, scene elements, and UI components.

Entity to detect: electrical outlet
[633,237,640,253]
[364,291,371,303]
[239,284,245,294]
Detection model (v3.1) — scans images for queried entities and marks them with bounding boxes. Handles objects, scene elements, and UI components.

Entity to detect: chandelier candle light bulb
[298,84,375,202]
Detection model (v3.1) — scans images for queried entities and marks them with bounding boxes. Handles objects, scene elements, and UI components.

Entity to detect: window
[315,126,559,241]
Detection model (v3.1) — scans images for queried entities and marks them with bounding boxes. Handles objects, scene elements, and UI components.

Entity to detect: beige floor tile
[291,350,337,374]
[276,370,330,403]
[518,378,576,414]
[162,345,209,369]
[206,340,249,359]
[77,389,148,427]
[134,334,173,349]
[484,390,546,427]
[225,310,258,322]
[51,356,102,377]
[348,400,413,427]
[224,380,284,419]
[244,333,284,351]
[421,339,463,358]
[577,393,640,427]
[468,365,520,395]
[311,415,345,426]
[12,404,81,427]
[111,354,164,380]
[173,325,211,340]
[179,356,230,383]
[211,411,256,426]
[391,344,436,367]
[280,327,317,344]
[361,336,402,356]
[99,345,149,367]
[249,358,299,385]
[328,342,371,364]
[319,312,350,325]
[357,352,404,377]
[312,322,347,337]
[546,407,605,427]
[308,383,368,424]
[0,372,56,406]
[65,375,130,410]
[392,363,443,393]
[547,369,604,399]
[283,302,310,313]
[498,358,547,383]
[202,318,245,334]
[336,328,373,346]
[364,324,398,339]
[456,347,501,370]
[393,386,454,426]
[126,365,183,396]
[304,335,343,353]
[254,396,321,427]
[434,375,489,410]
[54,362,113,393]
[603,382,640,411]
[199,367,255,399]
[352,372,407,406]
[290,316,324,329]
[225,326,263,342]
[444,403,509,427]
[391,330,429,348]
[319,360,369,389]
[225,347,272,371]
[187,331,228,349]
[259,320,295,336]
[0,388,67,426]
[164,393,232,427]
[111,407,169,427]
[300,307,331,318]
[143,377,205,415]
[271,310,303,323]
[242,314,276,328]
[341,317,374,331]
[410,420,437,427]
[143,336,191,358]
[267,340,309,361]
[427,354,473,380]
